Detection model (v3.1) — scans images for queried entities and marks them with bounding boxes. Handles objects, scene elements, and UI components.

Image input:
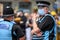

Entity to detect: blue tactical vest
[0,20,15,40]
[32,14,56,40]
[40,14,56,40]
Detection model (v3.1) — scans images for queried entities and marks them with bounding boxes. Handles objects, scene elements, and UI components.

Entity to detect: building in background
[0,0,56,14]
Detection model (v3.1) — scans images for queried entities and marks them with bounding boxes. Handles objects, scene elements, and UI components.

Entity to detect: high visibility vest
[41,14,56,40]
[0,20,15,40]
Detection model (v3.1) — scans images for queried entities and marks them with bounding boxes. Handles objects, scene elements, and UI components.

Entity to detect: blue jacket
[0,20,15,40]
[42,14,56,40]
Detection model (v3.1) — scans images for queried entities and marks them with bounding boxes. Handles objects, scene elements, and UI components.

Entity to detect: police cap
[36,1,50,7]
[3,6,14,17]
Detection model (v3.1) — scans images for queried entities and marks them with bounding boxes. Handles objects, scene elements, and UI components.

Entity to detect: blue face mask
[38,9,45,15]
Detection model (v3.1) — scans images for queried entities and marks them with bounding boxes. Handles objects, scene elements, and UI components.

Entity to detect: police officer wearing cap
[32,1,56,40]
[0,6,25,40]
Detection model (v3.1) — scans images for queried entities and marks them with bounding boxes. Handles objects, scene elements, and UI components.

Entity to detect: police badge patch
[0,24,9,30]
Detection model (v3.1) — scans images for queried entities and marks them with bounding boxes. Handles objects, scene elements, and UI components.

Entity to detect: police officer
[0,6,25,40]
[31,1,56,40]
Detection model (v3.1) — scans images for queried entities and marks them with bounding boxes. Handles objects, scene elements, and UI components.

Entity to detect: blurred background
[0,0,60,14]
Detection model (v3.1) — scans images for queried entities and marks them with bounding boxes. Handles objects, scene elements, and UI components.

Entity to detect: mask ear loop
[48,8,50,12]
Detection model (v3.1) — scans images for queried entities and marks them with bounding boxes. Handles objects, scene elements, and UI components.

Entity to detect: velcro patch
[0,24,9,30]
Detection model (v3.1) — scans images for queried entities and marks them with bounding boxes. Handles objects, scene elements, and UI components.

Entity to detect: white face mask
[38,9,45,15]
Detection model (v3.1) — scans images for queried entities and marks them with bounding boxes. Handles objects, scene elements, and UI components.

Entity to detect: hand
[19,36,25,40]
[31,27,40,35]
[31,28,42,36]
[36,32,42,37]
[20,21,24,24]
[31,30,35,35]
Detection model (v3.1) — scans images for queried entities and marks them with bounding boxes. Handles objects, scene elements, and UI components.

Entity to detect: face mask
[38,9,45,15]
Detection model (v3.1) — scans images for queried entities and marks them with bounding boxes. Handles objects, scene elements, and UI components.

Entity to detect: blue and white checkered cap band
[37,3,48,7]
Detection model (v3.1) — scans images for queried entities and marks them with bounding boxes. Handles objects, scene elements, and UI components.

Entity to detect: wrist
[32,19,36,22]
